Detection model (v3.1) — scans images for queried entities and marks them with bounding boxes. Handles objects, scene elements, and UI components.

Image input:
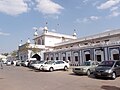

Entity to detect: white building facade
[44,29,120,66]
[18,27,120,66]
[18,26,77,61]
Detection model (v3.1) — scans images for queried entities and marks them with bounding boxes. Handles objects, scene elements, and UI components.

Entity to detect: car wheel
[49,67,54,72]
[64,66,68,71]
[94,75,99,79]
[87,70,91,76]
[111,72,116,80]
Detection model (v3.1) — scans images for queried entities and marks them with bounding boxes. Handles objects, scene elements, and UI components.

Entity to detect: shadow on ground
[0,78,4,79]
[101,85,120,90]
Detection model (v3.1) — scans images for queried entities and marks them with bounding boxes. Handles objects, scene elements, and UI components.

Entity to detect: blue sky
[0,0,120,53]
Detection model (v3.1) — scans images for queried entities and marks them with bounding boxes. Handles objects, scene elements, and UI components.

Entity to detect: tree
[1,53,9,56]
[11,50,17,57]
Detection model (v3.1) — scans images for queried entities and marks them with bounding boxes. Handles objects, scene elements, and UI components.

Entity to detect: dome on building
[34,30,38,37]
[73,29,77,37]
[43,26,48,33]
[27,38,31,44]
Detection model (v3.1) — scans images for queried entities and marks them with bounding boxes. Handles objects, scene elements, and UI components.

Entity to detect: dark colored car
[94,60,120,79]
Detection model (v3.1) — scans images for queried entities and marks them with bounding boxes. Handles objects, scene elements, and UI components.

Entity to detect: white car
[24,58,37,67]
[43,60,70,72]
[6,60,11,66]
[33,61,47,70]
[24,60,29,67]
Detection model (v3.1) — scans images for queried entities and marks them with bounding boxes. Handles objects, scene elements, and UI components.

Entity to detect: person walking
[0,60,3,69]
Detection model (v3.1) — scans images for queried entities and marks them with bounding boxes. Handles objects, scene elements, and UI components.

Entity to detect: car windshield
[45,61,54,64]
[99,61,115,67]
[82,61,91,66]
[39,61,46,64]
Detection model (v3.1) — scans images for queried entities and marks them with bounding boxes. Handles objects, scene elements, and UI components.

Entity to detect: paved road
[0,65,120,90]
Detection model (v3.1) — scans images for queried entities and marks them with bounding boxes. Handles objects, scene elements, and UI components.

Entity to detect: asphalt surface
[0,65,120,90]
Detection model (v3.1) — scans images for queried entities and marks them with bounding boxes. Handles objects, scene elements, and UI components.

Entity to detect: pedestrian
[0,60,3,69]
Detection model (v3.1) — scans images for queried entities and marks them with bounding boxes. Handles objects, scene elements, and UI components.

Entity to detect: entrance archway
[84,51,91,61]
[110,49,119,60]
[32,54,41,61]
[95,49,104,62]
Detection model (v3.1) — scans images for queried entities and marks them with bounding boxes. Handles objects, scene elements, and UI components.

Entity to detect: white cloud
[0,0,29,16]
[51,29,56,32]
[110,6,119,11]
[33,27,44,31]
[38,27,44,31]
[97,0,120,10]
[35,0,64,15]
[44,15,59,19]
[0,32,10,36]
[109,11,120,17]
[90,16,100,20]
[83,0,89,4]
[75,16,100,23]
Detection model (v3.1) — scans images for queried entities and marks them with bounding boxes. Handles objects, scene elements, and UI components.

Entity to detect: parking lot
[0,65,120,90]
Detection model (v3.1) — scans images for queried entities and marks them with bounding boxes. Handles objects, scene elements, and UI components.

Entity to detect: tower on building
[73,29,77,37]
[27,38,31,44]
[43,26,48,33]
[34,30,38,37]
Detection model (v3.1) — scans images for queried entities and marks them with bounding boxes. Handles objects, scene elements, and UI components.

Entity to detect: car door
[54,61,60,70]
[90,62,96,72]
[114,61,120,76]
[55,61,65,70]
[59,61,65,69]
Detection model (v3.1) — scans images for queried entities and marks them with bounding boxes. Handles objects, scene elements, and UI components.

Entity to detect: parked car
[43,60,70,72]
[6,60,12,66]
[20,60,25,66]
[33,61,47,70]
[23,58,37,67]
[94,60,120,79]
[28,60,38,68]
[72,60,98,76]
[16,60,22,66]
[23,60,29,67]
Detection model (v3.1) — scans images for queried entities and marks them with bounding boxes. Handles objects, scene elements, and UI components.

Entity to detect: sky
[0,0,120,53]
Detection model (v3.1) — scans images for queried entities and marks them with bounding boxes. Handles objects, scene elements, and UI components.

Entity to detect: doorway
[32,54,41,61]
[96,55,101,62]
[113,54,119,60]
[85,54,90,61]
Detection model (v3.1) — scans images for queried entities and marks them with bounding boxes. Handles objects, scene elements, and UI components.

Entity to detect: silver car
[72,61,98,76]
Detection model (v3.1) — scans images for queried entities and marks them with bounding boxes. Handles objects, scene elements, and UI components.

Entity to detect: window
[84,43,88,45]
[85,54,90,61]
[70,45,73,47]
[38,39,41,45]
[96,41,100,43]
[63,57,66,61]
[113,54,119,60]
[96,55,101,62]
[51,57,53,60]
[115,61,120,67]
[75,56,78,62]
[56,61,64,64]
[42,39,44,45]
[104,40,109,43]
[20,56,22,60]
[68,56,71,61]
[56,57,58,60]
